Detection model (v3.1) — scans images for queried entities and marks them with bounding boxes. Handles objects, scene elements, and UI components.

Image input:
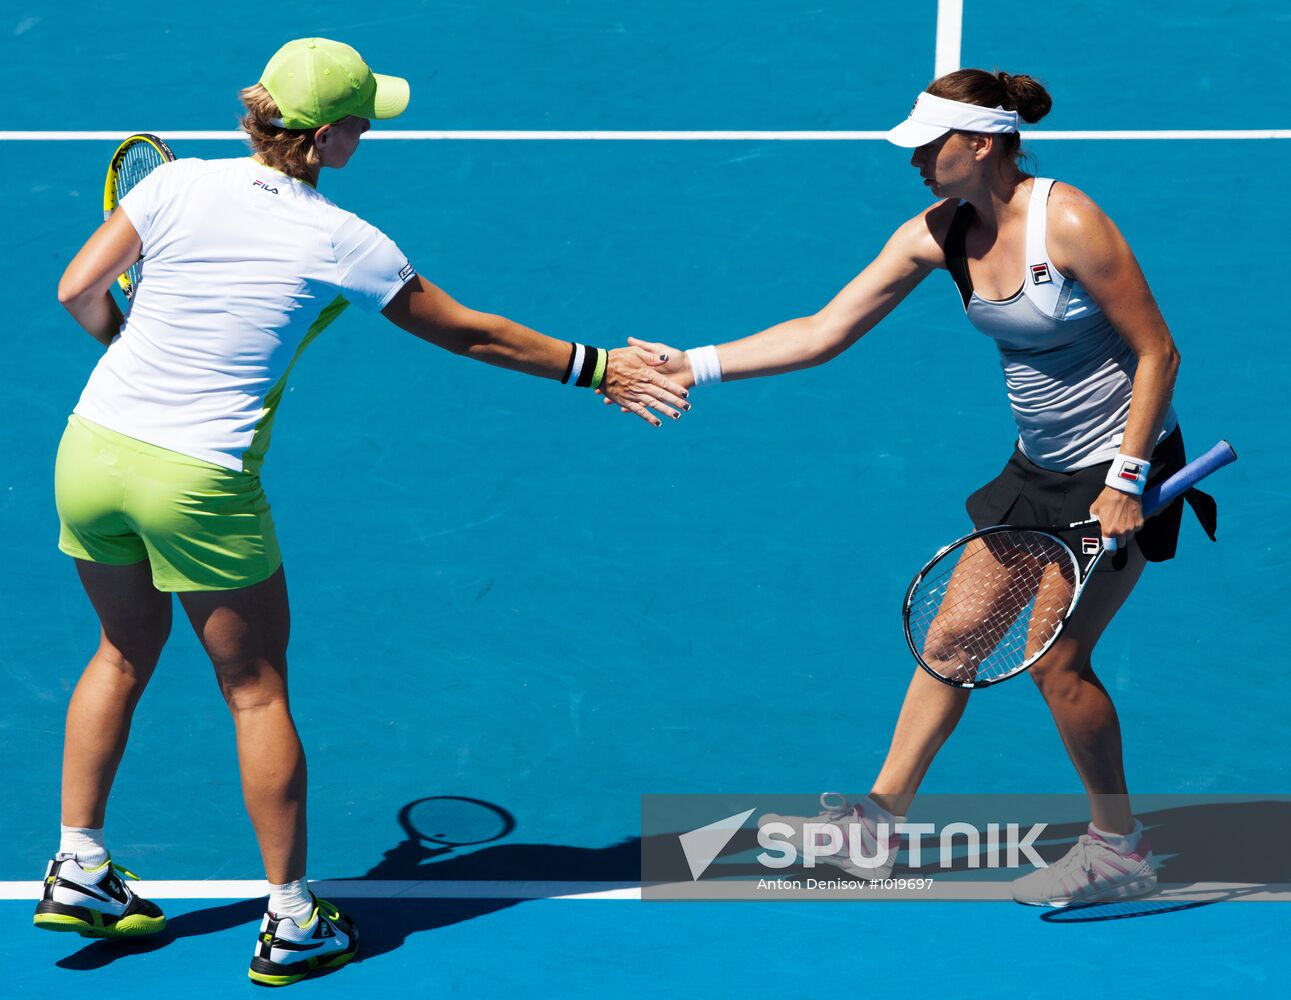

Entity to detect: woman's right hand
[600,345,692,426]
[600,337,694,416]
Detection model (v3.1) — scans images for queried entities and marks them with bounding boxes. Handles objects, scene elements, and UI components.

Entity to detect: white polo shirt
[74,157,415,474]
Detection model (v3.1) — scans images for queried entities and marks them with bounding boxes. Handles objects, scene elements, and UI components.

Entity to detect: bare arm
[381,275,689,426]
[636,208,949,389]
[1048,184,1181,545]
[57,210,142,346]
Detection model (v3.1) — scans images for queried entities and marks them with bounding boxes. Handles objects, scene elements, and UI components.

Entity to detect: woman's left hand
[1089,486,1144,550]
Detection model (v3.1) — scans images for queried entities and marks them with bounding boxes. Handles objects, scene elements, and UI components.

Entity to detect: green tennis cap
[260,38,409,129]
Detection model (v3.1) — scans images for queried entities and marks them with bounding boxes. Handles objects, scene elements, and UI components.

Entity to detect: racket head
[397,796,516,848]
[903,525,1085,689]
[103,133,175,299]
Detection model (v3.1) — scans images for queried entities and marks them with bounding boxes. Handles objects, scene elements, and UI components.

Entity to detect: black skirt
[965,426,1190,567]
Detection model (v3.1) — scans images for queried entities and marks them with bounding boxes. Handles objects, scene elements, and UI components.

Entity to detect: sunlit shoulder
[892,198,958,270]
[1045,182,1129,281]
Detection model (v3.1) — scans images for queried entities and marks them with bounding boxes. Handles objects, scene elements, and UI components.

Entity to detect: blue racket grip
[1142,440,1237,516]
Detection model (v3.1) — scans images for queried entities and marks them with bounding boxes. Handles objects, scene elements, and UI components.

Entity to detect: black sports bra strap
[944,201,976,310]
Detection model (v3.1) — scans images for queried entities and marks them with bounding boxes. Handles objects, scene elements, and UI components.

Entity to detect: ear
[314,123,332,148]
[971,134,993,161]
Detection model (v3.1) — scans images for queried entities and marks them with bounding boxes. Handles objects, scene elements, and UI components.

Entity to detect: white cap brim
[885,117,952,148]
[886,92,1020,148]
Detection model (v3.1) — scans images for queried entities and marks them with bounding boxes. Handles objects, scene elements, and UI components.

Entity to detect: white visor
[886,92,1020,148]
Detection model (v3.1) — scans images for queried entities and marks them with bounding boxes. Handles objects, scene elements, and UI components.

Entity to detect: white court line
[1,880,638,901]
[3,879,1290,901]
[0,130,1289,142]
[934,0,964,78]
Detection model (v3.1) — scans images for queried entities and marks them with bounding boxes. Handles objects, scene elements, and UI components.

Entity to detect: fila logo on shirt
[398,262,415,281]
[1030,262,1052,285]
[1082,537,1101,555]
[252,179,280,195]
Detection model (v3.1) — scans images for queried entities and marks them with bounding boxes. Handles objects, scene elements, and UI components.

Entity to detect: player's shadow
[56,796,651,972]
[55,796,1291,970]
[338,834,649,963]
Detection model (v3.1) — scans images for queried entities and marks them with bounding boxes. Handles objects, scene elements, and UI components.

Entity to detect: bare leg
[1027,543,1148,834]
[872,537,1028,815]
[869,671,970,817]
[178,568,305,884]
[872,543,1148,832]
[63,560,172,829]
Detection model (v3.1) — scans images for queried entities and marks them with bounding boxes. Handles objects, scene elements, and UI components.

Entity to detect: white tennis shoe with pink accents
[757,793,904,880]
[1011,828,1157,907]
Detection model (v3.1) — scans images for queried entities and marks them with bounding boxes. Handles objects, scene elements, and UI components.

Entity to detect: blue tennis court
[4,1,1288,995]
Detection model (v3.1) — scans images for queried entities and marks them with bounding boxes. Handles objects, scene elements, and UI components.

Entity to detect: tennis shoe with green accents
[33,853,166,938]
[248,895,359,987]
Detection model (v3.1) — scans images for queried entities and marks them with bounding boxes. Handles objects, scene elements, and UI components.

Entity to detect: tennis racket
[103,133,175,299]
[903,440,1237,689]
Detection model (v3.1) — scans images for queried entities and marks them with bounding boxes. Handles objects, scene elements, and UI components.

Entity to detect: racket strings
[114,142,167,293]
[907,530,1077,684]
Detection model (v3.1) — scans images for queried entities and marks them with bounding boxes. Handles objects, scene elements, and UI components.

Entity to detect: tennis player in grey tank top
[632,69,1193,908]
[952,176,1178,472]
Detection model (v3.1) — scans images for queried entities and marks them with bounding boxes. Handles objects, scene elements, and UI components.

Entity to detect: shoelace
[1047,835,1105,881]
[314,899,339,921]
[109,862,142,882]
[69,857,141,883]
[816,792,859,823]
[811,793,883,854]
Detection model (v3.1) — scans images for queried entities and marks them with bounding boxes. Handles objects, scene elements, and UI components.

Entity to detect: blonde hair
[238,84,318,181]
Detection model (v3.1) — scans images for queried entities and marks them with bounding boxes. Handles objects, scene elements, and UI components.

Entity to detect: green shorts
[55,415,282,592]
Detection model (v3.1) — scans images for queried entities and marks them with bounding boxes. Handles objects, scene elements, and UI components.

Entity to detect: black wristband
[575,346,601,388]
[560,342,577,384]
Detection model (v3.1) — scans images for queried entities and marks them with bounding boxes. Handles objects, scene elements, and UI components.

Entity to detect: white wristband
[1105,452,1151,496]
[686,345,722,386]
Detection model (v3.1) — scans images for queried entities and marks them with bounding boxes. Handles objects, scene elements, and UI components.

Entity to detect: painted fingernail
[660,353,668,362]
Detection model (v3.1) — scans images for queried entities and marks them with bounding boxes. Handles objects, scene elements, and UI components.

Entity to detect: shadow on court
[55,897,265,971]
[1034,799,1291,924]
[53,797,1291,970]
[56,796,651,972]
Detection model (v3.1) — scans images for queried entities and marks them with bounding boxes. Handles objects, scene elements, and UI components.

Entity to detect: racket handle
[1143,440,1237,516]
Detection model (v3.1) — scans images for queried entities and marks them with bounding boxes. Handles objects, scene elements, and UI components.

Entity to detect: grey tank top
[945,178,1177,472]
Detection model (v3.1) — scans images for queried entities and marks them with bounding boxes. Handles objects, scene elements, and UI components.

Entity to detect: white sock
[862,796,905,833]
[1089,819,1144,856]
[59,825,108,870]
[269,878,314,923]
[857,800,908,841]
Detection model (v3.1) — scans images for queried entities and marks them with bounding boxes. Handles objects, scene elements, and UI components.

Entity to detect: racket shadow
[343,817,653,964]
[1037,878,1278,922]
[56,795,657,973]
[1039,894,1221,923]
